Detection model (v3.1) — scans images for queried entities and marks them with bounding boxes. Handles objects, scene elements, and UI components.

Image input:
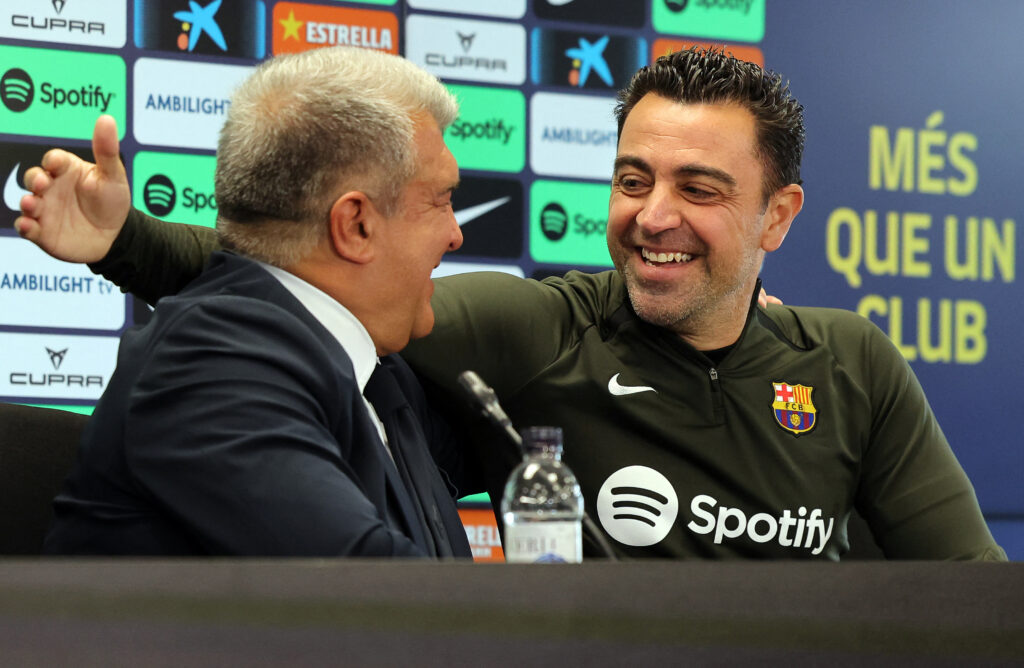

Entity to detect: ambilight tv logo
[1,69,34,112]
[143,174,176,217]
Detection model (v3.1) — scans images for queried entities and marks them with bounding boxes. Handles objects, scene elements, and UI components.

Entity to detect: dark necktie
[363,363,454,558]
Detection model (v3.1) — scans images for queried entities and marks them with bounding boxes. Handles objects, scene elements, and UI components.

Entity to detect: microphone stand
[457,371,618,561]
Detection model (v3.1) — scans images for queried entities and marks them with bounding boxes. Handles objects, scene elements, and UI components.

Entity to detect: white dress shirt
[258,262,391,456]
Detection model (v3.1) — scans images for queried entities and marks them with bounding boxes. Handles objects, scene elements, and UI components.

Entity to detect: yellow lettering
[947,131,978,196]
[955,300,987,364]
[981,218,1015,282]
[944,215,979,280]
[901,212,932,278]
[826,207,863,288]
[856,294,917,360]
[869,125,914,191]
[916,112,946,195]
[864,210,900,278]
[917,298,953,363]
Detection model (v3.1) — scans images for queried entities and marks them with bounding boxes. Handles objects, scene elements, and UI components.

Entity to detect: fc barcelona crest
[771,381,817,436]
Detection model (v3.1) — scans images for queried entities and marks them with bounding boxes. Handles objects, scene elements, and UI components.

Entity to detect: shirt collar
[258,262,378,391]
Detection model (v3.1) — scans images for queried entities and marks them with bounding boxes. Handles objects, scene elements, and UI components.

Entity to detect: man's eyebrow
[614,155,737,188]
[675,164,736,188]
[613,155,651,175]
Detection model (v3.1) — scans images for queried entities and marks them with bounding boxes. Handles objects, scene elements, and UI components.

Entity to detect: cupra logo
[46,347,68,370]
[174,0,227,52]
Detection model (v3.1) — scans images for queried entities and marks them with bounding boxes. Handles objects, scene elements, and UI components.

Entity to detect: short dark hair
[615,46,804,203]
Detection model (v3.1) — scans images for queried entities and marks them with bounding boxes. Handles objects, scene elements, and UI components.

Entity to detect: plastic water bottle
[501,426,583,563]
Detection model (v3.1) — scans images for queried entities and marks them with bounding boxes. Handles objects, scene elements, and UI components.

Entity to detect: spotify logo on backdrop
[1,68,34,112]
[143,174,176,217]
[540,202,568,241]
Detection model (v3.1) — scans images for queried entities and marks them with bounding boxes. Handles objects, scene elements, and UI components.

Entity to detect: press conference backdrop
[0,1,1020,559]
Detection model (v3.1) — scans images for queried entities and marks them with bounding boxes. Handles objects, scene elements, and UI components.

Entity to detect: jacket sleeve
[124,297,425,557]
[88,207,222,305]
[853,321,1006,561]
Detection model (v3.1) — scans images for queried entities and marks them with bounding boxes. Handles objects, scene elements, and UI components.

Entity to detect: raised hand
[15,114,132,263]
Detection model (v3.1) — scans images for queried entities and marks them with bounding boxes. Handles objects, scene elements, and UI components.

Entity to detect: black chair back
[0,404,87,554]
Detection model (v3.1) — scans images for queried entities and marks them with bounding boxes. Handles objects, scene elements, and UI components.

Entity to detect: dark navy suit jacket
[44,252,473,557]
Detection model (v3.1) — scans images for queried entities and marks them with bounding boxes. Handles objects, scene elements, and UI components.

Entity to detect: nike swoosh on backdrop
[4,164,30,212]
[454,196,510,227]
[607,373,657,396]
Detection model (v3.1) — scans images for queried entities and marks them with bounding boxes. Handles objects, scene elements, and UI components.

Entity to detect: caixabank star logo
[531,28,645,91]
[135,0,266,59]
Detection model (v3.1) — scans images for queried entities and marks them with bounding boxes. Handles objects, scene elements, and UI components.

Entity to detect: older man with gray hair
[35,46,472,557]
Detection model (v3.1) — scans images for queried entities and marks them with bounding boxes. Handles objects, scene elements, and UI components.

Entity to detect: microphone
[457,370,522,451]
[456,370,618,561]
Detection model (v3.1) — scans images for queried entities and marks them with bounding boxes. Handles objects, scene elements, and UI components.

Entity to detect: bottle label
[503,521,582,563]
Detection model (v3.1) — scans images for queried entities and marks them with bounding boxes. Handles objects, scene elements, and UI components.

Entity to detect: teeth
[642,248,692,264]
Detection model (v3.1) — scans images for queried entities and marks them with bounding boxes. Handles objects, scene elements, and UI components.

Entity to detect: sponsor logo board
[273,2,398,55]
[0,237,126,330]
[531,28,645,90]
[134,0,266,59]
[408,0,525,18]
[532,0,643,28]
[133,57,253,150]
[434,261,524,279]
[406,14,525,85]
[0,332,119,401]
[1,140,99,226]
[0,45,125,140]
[529,179,612,267]
[444,84,525,173]
[449,176,523,259]
[530,91,617,181]
[1,0,127,48]
[653,0,765,43]
[651,39,764,67]
[132,152,218,227]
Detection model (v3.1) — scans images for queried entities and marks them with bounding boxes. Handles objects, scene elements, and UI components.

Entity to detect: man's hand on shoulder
[14,114,132,264]
[758,286,783,308]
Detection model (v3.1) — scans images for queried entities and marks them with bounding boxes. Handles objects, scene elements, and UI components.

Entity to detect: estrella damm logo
[771,381,817,436]
[0,45,126,141]
[273,2,398,55]
[134,0,266,59]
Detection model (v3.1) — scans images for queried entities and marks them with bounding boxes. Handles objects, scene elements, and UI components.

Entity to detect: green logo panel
[530,180,613,267]
[132,152,218,229]
[444,84,525,173]
[652,0,765,43]
[0,45,126,140]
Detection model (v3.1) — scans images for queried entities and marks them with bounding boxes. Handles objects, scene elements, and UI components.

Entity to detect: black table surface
[0,559,1020,666]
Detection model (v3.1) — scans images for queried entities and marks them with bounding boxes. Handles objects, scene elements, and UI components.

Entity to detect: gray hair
[215,46,458,266]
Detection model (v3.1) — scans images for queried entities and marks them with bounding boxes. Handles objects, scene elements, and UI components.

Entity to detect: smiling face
[607,93,796,349]
[373,113,462,352]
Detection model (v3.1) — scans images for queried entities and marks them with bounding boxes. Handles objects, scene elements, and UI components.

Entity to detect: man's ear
[760,184,804,252]
[328,191,377,264]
